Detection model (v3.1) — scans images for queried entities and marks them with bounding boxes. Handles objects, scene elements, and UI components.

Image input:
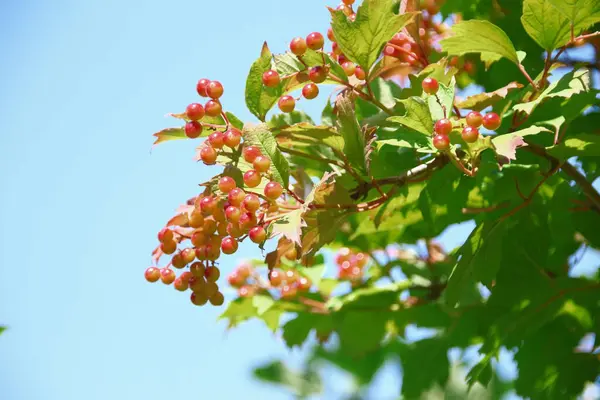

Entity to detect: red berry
[225,206,242,223]
[384,45,402,58]
[145,267,161,282]
[227,271,245,287]
[199,146,217,165]
[434,119,453,135]
[264,181,283,199]
[205,266,220,282]
[466,111,483,128]
[158,228,174,243]
[243,146,262,163]
[337,54,348,64]
[278,96,296,113]
[249,226,267,243]
[242,194,260,212]
[297,277,311,291]
[218,176,236,193]
[262,70,281,87]
[206,81,223,99]
[171,253,185,269]
[243,170,262,188]
[306,32,324,50]
[186,103,205,121]
[200,196,217,215]
[238,286,255,298]
[290,37,307,56]
[190,262,206,277]
[342,0,355,4]
[482,112,501,130]
[390,33,409,46]
[296,71,309,83]
[223,128,242,148]
[327,27,335,41]
[433,134,450,151]
[160,268,176,285]
[190,292,208,306]
[461,126,480,143]
[331,42,341,55]
[196,79,210,97]
[269,270,283,287]
[253,156,271,173]
[161,239,177,255]
[174,277,188,292]
[185,121,203,139]
[207,131,225,149]
[204,100,222,117]
[341,62,356,76]
[228,188,246,206]
[281,284,297,299]
[422,77,439,94]
[239,212,257,232]
[309,66,327,83]
[302,83,319,100]
[181,248,196,264]
[221,236,238,255]
[354,66,366,80]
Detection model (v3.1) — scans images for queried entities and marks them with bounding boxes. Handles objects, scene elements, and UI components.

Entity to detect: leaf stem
[518,63,537,89]
[279,147,347,169]
[327,74,395,115]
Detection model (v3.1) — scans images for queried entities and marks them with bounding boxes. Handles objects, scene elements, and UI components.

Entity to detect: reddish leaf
[456,82,523,111]
[152,127,186,146]
[492,126,550,163]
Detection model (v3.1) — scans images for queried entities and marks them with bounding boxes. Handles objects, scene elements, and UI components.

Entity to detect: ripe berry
[190,261,206,277]
[249,226,267,243]
[390,33,409,46]
[191,230,207,247]
[262,70,281,88]
[189,210,204,228]
[180,271,193,283]
[243,170,262,188]
[269,270,283,287]
[238,285,255,297]
[296,71,309,83]
[218,176,236,193]
[297,277,311,291]
[384,45,402,58]
[278,96,295,113]
[306,32,324,50]
[228,188,245,206]
[199,146,218,165]
[327,27,335,41]
[227,222,243,238]
[309,66,327,83]
[223,129,242,148]
[462,126,480,143]
[191,291,208,306]
[264,181,283,199]
[434,119,453,135]
[341,62,356,76]
[181,248,196,264]
[482,112,501,130]
[205,281,218,298]
[204,100,222,117]
[239,212,257,232]
[185,121,203,139]
[227,271,245,287]
[196,79,210,97]
[302,83,319,100]
[253,156,271,173]
[206,81,224,99]
[145,267,161,282]
[331,42,341,55]
[466,111,483,128]
[354,66,366,80]
[290,37,307,56]
[221,236,238,254]
[281,285,297,299]
[186,103,205,121]
[243,146,261,163]
[225,206,242,223]
[342,0,355,4]
[209,291,224,306]
[205,266,220,282]
[422,77,439,95]
[337,54,348,64]
[200,196,217,215]
[174,277,188,292]
[208,131,225,149]
[158,228,174,243]
[161,239,177,255]
[433,134,450,151]
[160,268,176,285]
[172,253,185,269]
[242,194,260,212]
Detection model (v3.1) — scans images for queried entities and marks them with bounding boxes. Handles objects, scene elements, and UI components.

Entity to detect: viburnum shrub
[147,0,600,397]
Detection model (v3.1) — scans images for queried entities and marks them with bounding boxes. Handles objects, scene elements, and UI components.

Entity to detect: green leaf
[397,338,450,397]
[245,42,281,121]
[242,123,290,186]
[275,122,344,152]
[218,297,258,328]
[334,311,390,356]
[492,126,551,161]
[282,313,317,348]
[329,0,417,71]
[439,20,520,66]
[297,264,326,288]
[456,82,523,111]
[253,361,322,397]
[274,50,347,86]
[269,111,314,129]
[547,0,600,34]
[547,134,600,159]
[377,134,434,152]
[152,127,187,145]
[271,209,306,245]
[336,93,367,174]
[521,0,573,51]
[388,97,433,136]
[426,80,455,120]
[0,326,5,336]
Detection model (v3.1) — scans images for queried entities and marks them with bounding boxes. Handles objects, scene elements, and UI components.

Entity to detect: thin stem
[518,63,538,89]
[327,74,395,115]
[280,147,346,169]
[286,188,305,205]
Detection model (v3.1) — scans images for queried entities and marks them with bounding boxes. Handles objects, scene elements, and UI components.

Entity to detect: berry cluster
[183,79,225,139]
[421,78,502,151]
[334,247,370,282]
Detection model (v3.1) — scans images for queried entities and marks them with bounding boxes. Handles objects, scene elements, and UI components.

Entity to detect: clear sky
[0,1,598,400]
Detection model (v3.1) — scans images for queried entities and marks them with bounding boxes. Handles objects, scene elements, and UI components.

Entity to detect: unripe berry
[269,270,283,287]
[204,100,222,117]
[185,121,203,139]
[180,271,193,283]
[242,194,260,212]
[209,291,225,306]
[174,277,188,292]
[253,156,271,173]
[218,176,237,193]
[217,221,228,236]
[205,266,221,282]
[196,78,210,97]
[278,95,296,113]
[341,62,356,76]
[264,181,283,199]
[302,83,319,100]
[199,146,217,165]
[221,236,238,254]
[190,261,206,277]
[243,170,262,188]
[354,65,366,80]
[227,222,243,238]
[223,129,242,148]
[466,111,483,128]
[203,218,218,235]
[238,285,255,297]
[158,228,174,243]
[189,210,205,228]
[306,32,324,50]
[331,42,341,55]
[327,27,335,41]
[144,267,161,282]
[191,230,207,247]
[206,81,224,99]
[461,126,479,143]
[208,131,225,149]
[309,66,327,83]
[186,103,205,121]
[228,188,245,206]
[249,226,267,243]
[284,247,298,261]
[482,112,501,130]
[161,239,177,255]
[205,281,219,298]
[243,146,262,163]
[434,119,453,136]
[433,134,450,151]
[191,291,208,306]
[421,77,439,94]
[172,253,185,269]
[281,284,297,299]
[262,70,281,87]
[181,248,196,264]
[225,206,242,223]
[160,268,176,284]
[290,37,307,56]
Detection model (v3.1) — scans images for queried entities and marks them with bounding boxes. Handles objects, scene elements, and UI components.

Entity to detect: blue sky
[0,1,598,400]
